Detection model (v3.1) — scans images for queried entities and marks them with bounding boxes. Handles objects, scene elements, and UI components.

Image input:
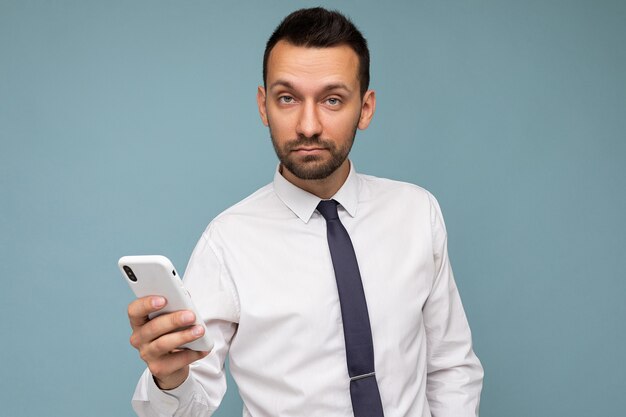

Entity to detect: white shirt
[132,163,483,417]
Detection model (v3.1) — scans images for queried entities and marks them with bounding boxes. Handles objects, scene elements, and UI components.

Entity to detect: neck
[280,160,351,200]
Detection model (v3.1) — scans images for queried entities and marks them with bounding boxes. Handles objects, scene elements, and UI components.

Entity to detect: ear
[357,90,376,130]
[257,86,269,126]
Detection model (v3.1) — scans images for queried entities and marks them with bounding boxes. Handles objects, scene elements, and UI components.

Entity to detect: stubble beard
[269,126,358,181]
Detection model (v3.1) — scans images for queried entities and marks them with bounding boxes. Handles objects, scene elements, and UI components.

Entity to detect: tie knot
[317,199,339,221]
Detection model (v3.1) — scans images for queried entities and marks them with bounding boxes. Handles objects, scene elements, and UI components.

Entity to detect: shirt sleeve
[131,228,240,417]
[423,192,484,417]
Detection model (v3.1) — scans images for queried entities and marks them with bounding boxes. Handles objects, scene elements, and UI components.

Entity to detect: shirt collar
[273,162,360,223]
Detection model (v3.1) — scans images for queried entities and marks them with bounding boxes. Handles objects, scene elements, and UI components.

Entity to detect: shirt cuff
[134,368,197,416]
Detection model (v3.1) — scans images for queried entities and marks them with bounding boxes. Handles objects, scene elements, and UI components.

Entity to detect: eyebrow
[269,79,352,94]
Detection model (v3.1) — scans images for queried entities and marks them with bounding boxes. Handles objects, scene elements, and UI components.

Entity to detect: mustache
[284,135,333,150]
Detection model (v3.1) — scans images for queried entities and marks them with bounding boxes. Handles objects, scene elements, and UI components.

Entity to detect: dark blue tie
[317,199,384,417]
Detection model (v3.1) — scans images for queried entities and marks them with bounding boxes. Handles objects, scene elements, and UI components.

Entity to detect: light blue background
[1,1,624,416]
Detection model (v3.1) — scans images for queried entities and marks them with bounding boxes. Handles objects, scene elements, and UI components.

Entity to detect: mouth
[291,146,327,155]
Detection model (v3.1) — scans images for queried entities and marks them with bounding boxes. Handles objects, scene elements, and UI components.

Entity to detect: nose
[296,101,323,138]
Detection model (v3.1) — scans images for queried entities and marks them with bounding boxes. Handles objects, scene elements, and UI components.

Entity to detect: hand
[128,296,210,390]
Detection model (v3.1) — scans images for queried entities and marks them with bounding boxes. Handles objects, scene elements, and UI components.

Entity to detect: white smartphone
[118,255,213,352]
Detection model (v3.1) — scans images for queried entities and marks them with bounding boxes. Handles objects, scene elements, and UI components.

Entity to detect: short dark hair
[263,7,370,96]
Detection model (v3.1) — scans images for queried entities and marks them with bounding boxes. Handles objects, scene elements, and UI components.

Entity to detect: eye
[325,97,341,106]
[278,95,295,104]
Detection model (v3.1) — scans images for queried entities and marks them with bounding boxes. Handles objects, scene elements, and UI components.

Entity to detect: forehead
[266,41,360,92]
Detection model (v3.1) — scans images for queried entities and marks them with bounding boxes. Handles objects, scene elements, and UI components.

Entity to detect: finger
[143,323,207,360]
[148,349,210,381]
[137,310,197,347]
[128,296,166,329]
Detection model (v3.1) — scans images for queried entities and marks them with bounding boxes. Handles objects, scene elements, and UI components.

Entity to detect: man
[128,7,483,417]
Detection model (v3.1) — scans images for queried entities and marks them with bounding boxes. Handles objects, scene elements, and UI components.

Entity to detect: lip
[292,147,327,154]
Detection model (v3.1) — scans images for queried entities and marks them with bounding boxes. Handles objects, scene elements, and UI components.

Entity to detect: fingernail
[181,311,194,323]
[191,325,203,336]
[151,297,165,308]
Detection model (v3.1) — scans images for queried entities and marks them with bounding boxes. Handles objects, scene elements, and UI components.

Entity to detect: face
[257,41,375,183]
